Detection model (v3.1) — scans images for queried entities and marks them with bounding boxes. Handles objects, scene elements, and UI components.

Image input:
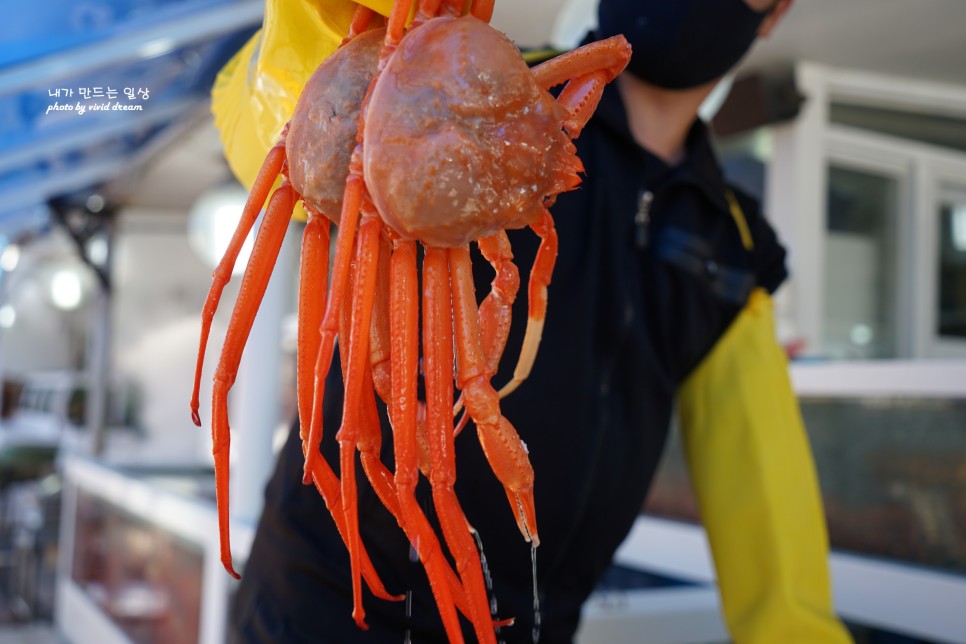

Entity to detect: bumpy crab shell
[288,16,582,246]
[365,16,582,247]
[287,27,384,223]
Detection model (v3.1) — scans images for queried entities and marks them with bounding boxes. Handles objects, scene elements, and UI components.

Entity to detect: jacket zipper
[634,189,654,249]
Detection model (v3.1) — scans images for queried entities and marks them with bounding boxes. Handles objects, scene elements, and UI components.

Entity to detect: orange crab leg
[297,213,329,446]
[368,235,393,402]
[497,211,557,400]
[531,35,631,139]
[450,246,538,546]
[388,239,469,643]
[357,363,401,518]
[302,449,402,603]
[468,0,494,22]
[453,231,520,432]
[190,142,285,426]
[345,4,378,43]
[369,239,434,478]
[208,182,296,578]
[530,35,630,94]
[532,35,630,137]
[295,209,401,604]
[335,211,384,629]
[424,246,498,644]
[304,169,362,483]
[496,39,630,399]
[417,0,449,19]
[476,232,521,376]
[337,217,468,631]
[355,235,486,632]
[385,0,414,47]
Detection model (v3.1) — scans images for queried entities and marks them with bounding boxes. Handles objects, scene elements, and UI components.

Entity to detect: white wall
[112,207,228,463]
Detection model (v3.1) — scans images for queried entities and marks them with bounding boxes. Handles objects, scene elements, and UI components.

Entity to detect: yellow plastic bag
[211,0,394,217]
[678,289,852,643]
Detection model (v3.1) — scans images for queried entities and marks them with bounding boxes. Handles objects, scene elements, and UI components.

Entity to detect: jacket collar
[595,81,732,213]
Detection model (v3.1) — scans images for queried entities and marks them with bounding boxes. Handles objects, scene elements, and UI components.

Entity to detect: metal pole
[85,216,114,457]
[229,223,296,525]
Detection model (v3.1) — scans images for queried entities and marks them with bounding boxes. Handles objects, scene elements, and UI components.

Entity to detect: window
[937,200,966,339]
[822,165,900,358]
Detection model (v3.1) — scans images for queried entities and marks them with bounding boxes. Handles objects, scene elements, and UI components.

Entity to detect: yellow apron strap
[726,189,755,252]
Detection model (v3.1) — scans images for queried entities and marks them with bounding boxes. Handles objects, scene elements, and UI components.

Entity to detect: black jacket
[232,81,787,643]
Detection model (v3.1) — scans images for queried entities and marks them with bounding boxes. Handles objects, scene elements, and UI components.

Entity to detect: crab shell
[364,15,582,248]
[289,16,582,247]
[286,28,383,222]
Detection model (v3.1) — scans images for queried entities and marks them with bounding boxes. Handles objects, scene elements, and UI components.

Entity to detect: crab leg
[387,239,472,643]
[297,213,329,446]
[424,247,498,644]
[369,235,393,403]
[302,456,401,603]
[357,362,401,520]
[450,247,538,546]
[468,0,494,21]
[532,35,631,137]
[304,169,362,482]
[207,182,296,578]
[344,3,378,43]
[385,0,414,47]
[335,211,466,629]
[297,1,433,617]
[369,240,431,476]
[454,231,520,430]
[297,210,401,603]
[476,232,521,376]
[301,168,411,609]
[530,35,630,95]
[190,141,285,426]
[497,211,557,400]
[370,241,433,490]
[333,211,386,629]
[496,39,630,399]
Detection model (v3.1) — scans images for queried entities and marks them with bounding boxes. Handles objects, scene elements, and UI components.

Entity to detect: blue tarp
[0,0,261,238]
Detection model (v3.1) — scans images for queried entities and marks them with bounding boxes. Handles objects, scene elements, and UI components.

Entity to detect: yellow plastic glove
[677,288,852,643]
[211,0,394,205]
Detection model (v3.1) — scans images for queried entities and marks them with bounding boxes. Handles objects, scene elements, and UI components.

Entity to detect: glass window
[830,103,966,156]
[822,165,900,359]
[67,387,87,428]
[71,489,204,644]
[937,199,966,339]
[19,387,38,411]
[716,128,772,202]
[39,389,55,413]
[645,397,966,575]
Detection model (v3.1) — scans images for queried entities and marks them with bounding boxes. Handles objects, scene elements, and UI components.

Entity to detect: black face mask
[597,0,769,90]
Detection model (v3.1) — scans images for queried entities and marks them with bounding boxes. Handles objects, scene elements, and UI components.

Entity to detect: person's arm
[677,288,852,643]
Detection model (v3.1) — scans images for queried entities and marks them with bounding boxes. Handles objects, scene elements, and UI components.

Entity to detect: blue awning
[0,0,262,240]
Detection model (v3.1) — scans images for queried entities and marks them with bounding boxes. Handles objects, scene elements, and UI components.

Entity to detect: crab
[190,1,629,641]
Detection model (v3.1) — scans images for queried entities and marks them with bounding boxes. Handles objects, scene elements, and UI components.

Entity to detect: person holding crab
[211,0,852,642]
